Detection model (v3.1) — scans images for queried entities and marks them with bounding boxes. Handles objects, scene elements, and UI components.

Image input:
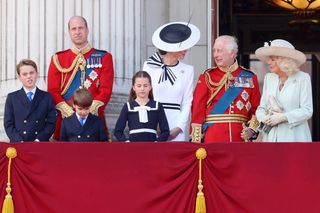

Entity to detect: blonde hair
[276,56,299,76]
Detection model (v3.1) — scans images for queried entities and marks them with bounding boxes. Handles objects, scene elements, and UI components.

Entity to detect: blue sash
[63,50,106,100]
[203,69,253,132]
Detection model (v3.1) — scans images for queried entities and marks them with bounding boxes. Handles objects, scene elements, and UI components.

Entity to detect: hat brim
[255,46,306,67]
[152,22,200,52]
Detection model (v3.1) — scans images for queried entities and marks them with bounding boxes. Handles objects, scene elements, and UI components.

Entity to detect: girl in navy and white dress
[114,71,169,142]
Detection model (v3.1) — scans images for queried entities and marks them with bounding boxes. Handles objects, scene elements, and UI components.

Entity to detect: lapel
[17,89,32,118]
[71,114,85,134]
[18,88,31,106]
[83,113,93,128]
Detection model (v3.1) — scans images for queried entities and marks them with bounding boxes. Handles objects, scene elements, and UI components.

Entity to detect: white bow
[133,106,151,123]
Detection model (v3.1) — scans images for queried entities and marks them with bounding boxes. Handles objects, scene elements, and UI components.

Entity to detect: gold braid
[53,53,87,95]
[205,70,235,107]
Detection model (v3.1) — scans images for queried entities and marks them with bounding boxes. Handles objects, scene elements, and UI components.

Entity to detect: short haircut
[73,88,93,108]
[16,59,38,75]
[68,16,88,30]
[217,35,238,54]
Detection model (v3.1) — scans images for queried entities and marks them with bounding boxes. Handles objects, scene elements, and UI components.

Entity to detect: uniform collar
[218,60,239,73]
[71,43,92,55]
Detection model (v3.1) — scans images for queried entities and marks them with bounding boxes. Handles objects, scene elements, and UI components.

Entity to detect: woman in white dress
[255,39,313,142]
[143,22,200,141]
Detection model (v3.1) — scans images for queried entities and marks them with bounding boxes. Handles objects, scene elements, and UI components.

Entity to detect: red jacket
[48,45,114,140]
[191,62,260,143]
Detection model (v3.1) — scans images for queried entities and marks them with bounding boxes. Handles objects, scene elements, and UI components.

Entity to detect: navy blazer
[4,88,57,142]
[60,113,107,142]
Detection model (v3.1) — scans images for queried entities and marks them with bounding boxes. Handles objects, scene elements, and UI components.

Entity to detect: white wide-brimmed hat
[152,21,200,52]
[255,39,306,67]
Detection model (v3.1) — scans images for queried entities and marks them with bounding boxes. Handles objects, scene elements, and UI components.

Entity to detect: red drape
[0,142,320,213]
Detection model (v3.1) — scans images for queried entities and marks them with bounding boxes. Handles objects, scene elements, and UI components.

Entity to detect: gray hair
[217,35,238,54]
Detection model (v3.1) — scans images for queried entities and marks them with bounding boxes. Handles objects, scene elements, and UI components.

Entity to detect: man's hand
[265,112,287,126]
[241,126,257,142]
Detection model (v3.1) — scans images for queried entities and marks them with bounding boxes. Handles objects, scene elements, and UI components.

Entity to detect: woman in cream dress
[255,39,313,142]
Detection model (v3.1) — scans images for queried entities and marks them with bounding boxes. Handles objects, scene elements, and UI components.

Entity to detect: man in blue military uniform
[4,59,57,142]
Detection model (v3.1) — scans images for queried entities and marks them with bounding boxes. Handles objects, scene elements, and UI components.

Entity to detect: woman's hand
[168,127,182,141]
[265,112,287,126]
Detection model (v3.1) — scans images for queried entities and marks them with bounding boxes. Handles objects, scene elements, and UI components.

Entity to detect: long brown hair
[128,71,154,101]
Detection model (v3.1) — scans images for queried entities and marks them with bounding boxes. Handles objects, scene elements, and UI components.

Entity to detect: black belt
[161,103,181,110]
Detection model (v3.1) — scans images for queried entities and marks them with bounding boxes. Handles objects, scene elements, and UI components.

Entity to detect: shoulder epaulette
[92,49,108,57]
[240,66,257,74]
[55,49,69,55]
[94,48,107,53]
[203,66,217,74]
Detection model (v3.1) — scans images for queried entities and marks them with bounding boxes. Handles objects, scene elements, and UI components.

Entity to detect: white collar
[76,113,88,120]
[23,87,37,95]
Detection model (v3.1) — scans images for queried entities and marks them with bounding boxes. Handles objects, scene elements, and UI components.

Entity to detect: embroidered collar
[71,43,92,55]
[146,52,177,85]
[218,60,239,73]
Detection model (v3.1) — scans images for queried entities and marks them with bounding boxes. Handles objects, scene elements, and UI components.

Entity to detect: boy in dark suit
[59,88,107,142]
[4,59,57,142]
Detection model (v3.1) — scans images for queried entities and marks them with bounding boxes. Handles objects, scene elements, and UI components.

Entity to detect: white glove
[269,96,283,113]
[265,112,287,127]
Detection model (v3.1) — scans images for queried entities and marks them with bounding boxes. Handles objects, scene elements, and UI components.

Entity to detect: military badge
[245,101,251,111]
[89,70,98,81]
[84,79,92,89]
[233,77,254,88]
[236,100,244,110]
[241,90,249,101]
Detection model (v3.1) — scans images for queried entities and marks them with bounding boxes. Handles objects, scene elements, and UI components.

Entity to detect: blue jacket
[4,88,57,142]
[60,113,107,142]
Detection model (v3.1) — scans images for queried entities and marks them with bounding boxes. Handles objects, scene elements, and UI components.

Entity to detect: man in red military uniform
[48,16,114,140]
[190,35,261,143]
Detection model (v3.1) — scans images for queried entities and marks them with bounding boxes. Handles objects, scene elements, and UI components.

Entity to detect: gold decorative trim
[2,147,17,213]
[204,63,238,107]
[191,123,202,143]
[90,100,104,116]
[56,101,74,118]
[71,43,92,55]
[218,60,239,72]
[195,148,207,213]
[59,54,87,95]
[205,114,248,123]
[248,115,259,132]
